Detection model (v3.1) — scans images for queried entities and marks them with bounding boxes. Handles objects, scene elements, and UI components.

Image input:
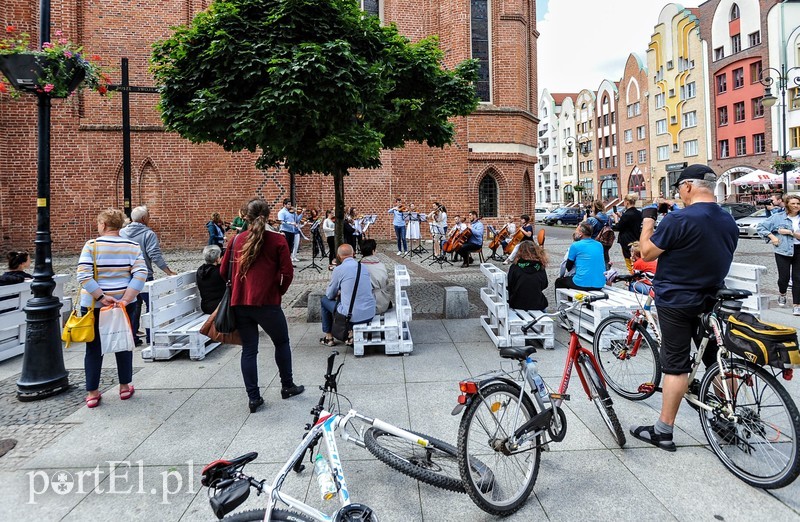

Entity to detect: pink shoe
[119,385,135,400]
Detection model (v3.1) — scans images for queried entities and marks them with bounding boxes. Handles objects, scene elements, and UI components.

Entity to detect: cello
[442,226,472,253]
[503,228,525,255]
[488,224,509,252]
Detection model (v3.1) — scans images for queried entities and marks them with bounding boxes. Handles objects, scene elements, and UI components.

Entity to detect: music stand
[300,221,323,273]
[427,223,452,268]
[410,212,427,254]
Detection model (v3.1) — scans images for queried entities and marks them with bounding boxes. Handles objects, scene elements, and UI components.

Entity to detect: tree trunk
[333,170,346,250]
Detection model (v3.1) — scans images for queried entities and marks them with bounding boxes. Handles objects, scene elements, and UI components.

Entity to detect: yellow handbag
[62,241,97,348]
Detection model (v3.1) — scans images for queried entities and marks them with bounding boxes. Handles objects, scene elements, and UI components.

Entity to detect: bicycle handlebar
[521,292,608,332]
[613,270,654,283]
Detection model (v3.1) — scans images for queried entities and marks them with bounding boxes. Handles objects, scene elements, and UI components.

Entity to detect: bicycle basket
[724,312,800,369]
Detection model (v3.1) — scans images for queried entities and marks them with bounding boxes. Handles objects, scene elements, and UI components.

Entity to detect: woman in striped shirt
[77,208,148,408]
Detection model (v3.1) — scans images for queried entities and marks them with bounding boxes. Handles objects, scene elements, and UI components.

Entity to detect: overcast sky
[536,0,677,93]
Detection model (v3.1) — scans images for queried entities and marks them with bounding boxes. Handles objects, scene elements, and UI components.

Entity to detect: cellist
[458,211,484,268]
[504,214,534,264]
[489,215,516,260]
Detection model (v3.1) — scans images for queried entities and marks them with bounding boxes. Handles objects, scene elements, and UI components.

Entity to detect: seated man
[628,241,657,295]
[196,245,227,314]
[360,239,392,315]
[320,244,375,347]
[554,222,606,291]
[507,241,549,312]
[457,211,484,268]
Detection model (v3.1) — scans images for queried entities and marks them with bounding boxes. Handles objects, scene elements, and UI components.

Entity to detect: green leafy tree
[151,0,478,245]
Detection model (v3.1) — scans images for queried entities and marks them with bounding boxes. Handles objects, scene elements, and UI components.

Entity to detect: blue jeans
[394,225,407,252]
[629,281,653,296]
[282,231,296,250]
[233,305,295,400]
[320,296,372,335]
[131,279,152,344]
[83,303,137,391]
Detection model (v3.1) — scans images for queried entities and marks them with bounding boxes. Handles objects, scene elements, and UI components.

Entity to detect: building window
[683,111,697,128]
[791,88,800,110]
[471,0,490,102]
[733,68,744,89]
[625,152,634,165]
[734,101,745,122]
[684,139,698,157]
[624,129,633,143]
[655,92,665,108]
[361,0,380,17]
[717,73,727,94]
[748,31,761,47]
[638,149,646,163]
[587,160,594,172]
[753,133,765,154]
[719,139,730,158]
[657,145,669,161]
[715,47,725,61]
[680,82,696,100]
[735,136,747,156]
[637,126,646,140]
[718,106,728,126]
[478,174,498,217]
[750,61,763,83]
[732,34,741,54]
[730,3,740,20]
[656,119,667,135]
[792,127,800,149]
[752,97,764,118]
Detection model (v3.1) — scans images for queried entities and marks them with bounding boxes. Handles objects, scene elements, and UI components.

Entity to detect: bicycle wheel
[457,382,541,516]
[363,427,464,493]
[593,314,661,400]
[578,354,626,447]
[223,508,316,521]
[698,358,800,489]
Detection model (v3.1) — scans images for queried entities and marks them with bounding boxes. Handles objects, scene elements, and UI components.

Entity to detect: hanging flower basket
[573,184,585,192]
[0,26,109,98]
[772,158,797,174]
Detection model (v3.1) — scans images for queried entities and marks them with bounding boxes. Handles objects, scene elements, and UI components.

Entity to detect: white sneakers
[397,251,402,256]
[794,305,800,316]
[778,294,787,307]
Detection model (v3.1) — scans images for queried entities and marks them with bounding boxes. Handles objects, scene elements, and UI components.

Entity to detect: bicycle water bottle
[314,454,337,501]
[525,356,549,402]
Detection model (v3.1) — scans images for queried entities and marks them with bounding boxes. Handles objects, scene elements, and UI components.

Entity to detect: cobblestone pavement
[50,229,792,325]
[0,368,141,470]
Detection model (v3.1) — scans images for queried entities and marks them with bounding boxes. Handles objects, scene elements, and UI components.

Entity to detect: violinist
[405,203,421,252]
[291,205,307,263]
[345,207,358,250]
[458,211,484,268]
[428,203,448,258]
[322,210,336,269]
[388,198,408,255]
[277,199,299,256]
[504,214,534,265]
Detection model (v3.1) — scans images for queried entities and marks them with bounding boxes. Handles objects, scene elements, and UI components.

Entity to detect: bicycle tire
[223,508,316,521]
[578,354,626,447]
[698,358,800,489]
[363,427,464,493]
[593,314,661,401]
[457,382,541,516]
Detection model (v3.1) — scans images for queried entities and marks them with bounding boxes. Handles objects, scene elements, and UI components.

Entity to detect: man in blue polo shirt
[554,222,606,290]
[457,211,484,267]
[630,164,738,452]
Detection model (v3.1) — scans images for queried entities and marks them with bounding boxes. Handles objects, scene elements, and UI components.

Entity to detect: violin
[488,224,509,251]
[395,204,409,213]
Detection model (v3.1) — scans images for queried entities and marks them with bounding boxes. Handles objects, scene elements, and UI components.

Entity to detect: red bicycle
[453,292,625,516]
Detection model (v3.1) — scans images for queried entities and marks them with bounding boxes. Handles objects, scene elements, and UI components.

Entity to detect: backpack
[596,225,616,247]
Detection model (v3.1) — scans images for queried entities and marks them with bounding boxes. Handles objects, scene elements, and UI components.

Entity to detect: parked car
[735,208,770,239]
[542,207,584,226]
[720,202,757,220]
[534,207,549,223]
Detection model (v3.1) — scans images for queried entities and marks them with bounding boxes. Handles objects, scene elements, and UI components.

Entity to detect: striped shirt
[77,235,148,308]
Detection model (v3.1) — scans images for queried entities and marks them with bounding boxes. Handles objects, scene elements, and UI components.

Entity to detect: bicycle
[592,271,663,400]
[452,293,625,516]
[598,286,800,489]
[200,351,463,521]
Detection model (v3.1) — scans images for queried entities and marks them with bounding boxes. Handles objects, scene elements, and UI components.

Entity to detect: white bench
[478,263,554,349]
[352,264,413,357]
[724,262,768,316]
[141,271,220,361]
[0,275,71,362]
[555,287,640,341]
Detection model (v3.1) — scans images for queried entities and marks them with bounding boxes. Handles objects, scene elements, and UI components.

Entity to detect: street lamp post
[760,64,800,190]
[16,0,70,401]
[565,136,590,204]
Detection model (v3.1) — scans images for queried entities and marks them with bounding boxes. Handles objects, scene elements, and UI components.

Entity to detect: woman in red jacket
[220,198,304,413]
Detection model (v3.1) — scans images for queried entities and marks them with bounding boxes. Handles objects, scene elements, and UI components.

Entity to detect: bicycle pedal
[637,382,656,394]
[549,393,569,401]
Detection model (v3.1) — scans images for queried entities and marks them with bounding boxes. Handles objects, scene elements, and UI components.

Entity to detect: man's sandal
[319,337,337,347]
[630,425,676,452]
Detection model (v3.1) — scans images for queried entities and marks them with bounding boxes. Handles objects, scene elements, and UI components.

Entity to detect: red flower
[0,83,8,94]
[98,85,108,95]
[91,55,101,62]
[5,25,15,34]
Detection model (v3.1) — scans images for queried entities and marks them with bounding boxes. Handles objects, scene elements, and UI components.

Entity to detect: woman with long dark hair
[220,198,304,413]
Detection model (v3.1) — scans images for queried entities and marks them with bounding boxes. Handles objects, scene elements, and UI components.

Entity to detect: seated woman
[507,241,548,312]
[196,245,227,314]
[0,251,33,286]
[628,241,657,295]
[360,239,391,315]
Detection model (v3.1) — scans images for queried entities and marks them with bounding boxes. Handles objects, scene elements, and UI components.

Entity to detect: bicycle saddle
[201,452,258,487]
[499,346,537,361]
[716,288,752,300]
